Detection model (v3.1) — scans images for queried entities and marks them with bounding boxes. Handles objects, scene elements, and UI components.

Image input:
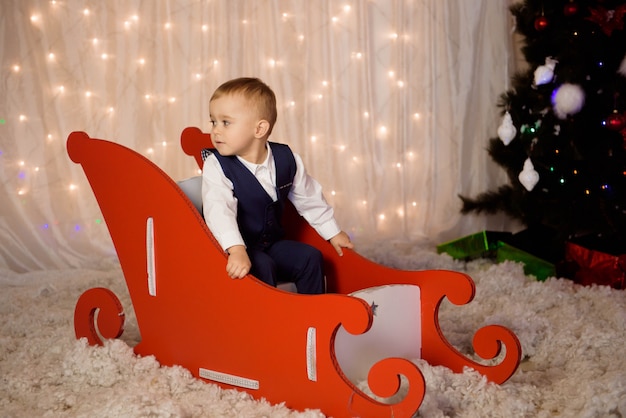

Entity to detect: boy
[201,77,353,294]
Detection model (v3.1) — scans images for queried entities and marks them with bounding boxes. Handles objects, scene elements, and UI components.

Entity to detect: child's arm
[225,245,251,279]
[329,231,354,256]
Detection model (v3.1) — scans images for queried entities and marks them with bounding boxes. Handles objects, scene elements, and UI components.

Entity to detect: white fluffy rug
[1,242,625,417]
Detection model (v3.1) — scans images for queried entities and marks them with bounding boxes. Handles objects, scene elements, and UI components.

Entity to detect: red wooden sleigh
[69,129,521,418]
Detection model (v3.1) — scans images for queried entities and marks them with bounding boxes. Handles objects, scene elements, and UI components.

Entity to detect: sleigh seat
[68,129,521,418]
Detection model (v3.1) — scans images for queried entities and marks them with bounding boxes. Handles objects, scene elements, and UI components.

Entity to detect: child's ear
[255,120,270,138]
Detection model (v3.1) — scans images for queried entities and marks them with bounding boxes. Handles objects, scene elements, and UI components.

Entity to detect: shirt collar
[236,144,272,173]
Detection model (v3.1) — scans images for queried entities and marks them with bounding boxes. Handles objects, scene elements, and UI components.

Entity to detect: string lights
[2,0,492,247]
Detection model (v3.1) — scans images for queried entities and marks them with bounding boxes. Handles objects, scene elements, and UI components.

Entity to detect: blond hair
[210,77,277,135]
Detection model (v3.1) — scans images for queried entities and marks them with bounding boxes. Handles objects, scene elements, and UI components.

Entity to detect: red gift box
[565,242,626,289]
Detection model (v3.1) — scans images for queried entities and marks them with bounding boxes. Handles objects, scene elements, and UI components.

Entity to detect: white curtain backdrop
[1,0,519,272]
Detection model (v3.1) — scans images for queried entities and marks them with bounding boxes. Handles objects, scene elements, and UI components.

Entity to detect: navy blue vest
[206,143,297,250]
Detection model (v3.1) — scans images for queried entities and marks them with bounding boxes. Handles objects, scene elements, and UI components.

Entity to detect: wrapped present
[436,230,512,260]
[564,237,626,289]
[437,227,557,281]
[496,242,556,281]
[497,225,560,281]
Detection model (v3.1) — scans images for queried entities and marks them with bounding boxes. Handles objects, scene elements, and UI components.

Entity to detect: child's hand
[329,231,354,256]
[225,245,251,279]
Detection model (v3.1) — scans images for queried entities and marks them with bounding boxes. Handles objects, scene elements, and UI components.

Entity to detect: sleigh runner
[68,129,521,417]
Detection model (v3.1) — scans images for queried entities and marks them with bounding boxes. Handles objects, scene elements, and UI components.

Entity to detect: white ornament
[518,158,539,191]
[497,111,517,145]
[534,57,558,85]
[552,83,585,120]
[618,54,626,77]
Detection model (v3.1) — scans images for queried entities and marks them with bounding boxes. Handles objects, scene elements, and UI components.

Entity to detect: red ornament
[605,111,626,131]
[535,15,549,31]
[564,2,579,16]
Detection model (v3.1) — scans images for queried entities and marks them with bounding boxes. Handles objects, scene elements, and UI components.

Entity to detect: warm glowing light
[69,184,78,191]
[30,15,40,23]
[202,24,209,32]
[195,73,202,80]
[161,141,167,147]
[83,8,90,16]
[92,38,99,45]
[48,53,55,61]
[146,148,154,155]
[378,214,385,220]
[363,111,370,118]
[413,113,421,120]
[412,201,417,207]
[85,91,92,98]
[332,16,339,23]
[132,15,139,21]
[138,58,146,65]
[395,162,402,168]
[107,107,114,114]
[352,52,363,59]
[19,115,27,122]
[168,97,176,103]
[18,189,27,196]
[13,65,20,72]
[390,33,399,40]
[47,134,53,141]
[322,80,329,87]
[144,94,151,100]
[268,59,276,67]
[331,190,336,196]
[101,53,108,60]
[19,161,25,166]
[378,126,388,136]
[311,135,317,142]
[397,80,405,88]
[397,207,404,217]
[298,34,305,41]
[57,85,65,93]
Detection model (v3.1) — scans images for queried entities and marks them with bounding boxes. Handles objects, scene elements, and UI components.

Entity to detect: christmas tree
[461,0,626,263]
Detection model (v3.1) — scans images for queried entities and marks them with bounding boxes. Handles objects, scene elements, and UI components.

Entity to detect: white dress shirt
[201,144,340,251]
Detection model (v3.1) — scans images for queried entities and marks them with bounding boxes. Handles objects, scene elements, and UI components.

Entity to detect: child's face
[209,93,266,161]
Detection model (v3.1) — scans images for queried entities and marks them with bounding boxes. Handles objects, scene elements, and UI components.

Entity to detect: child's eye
[222,120,230,127]
[209,120,216,127]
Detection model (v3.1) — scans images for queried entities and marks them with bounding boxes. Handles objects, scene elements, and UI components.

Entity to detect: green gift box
[496,242,555,281]
[437,230,556,281]
[436,231,512,260]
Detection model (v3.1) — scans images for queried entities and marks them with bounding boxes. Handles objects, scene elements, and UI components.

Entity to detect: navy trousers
[247,240,325,294]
